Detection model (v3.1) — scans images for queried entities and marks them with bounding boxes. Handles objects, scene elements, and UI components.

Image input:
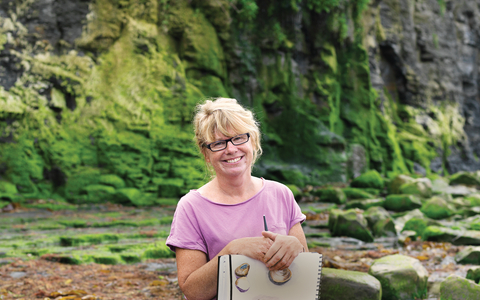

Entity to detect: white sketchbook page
[229,253,321,300]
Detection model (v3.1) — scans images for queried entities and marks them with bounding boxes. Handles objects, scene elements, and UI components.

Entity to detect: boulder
[329,209,374,243]
[440,275,480,300]
[364,206,397,237]
[399,178,432,198]
[384,194,422,212]
[114,188,143,206]
[81,184,116,203]
[368,255,428,300]
[393,209,426,233]
[350,170,384,190]
[466,266,480,284]
[423,226,480,245]
[286,184,302,201]
[99,174,126,189]
[389,174,414,194]
[455,246,480,264]
[345,198,385,210]
[401,218,430,239]
[321,268,381,300]
[342,187,375,200]
[465,194,480,206]
[449,171,480,186]
[312,187,346,204]
[420,196,455,220]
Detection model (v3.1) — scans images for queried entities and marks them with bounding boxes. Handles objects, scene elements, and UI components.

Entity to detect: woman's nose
[224,140,237,152]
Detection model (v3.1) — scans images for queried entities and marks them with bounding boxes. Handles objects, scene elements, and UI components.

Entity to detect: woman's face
[204,130,254,179]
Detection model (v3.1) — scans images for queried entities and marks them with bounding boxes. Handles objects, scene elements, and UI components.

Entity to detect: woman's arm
[176,236,273,300]
[262,222,308,271]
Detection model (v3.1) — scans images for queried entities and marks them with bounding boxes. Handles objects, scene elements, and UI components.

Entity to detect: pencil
[263,215,268,231]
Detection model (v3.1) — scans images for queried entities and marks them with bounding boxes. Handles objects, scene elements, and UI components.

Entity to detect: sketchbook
[217,252,322,300]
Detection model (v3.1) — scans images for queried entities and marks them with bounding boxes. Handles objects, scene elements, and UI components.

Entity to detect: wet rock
[342,187,376,200]
[114,188,143,206]
[466,266,480,284]
[348,144,367,180]
[10,271,27,279]
[449,171,480,186]
[385,194,422,212]
[321,268,381,300]
[350,170,384,190]
[423,226,480,245]
[440,274,480,300]
[399,178,432,198]
[369,255,428,300]
[389,175,414,194]
[393,209,427,233]
[329,209,374,243]
[401,217,438,240]
[345,198,385,210]
[81,184,116,203]
[420,196,456,220]
[99,174,126,189]
[364,206,396,237]
[312,187,346,204]
[455,246,480,264]
[465,194,480,206]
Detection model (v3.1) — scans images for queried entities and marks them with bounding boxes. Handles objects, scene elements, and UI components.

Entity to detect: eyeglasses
[204,133,250,152]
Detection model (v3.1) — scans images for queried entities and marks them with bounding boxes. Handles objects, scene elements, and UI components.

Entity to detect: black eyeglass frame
[204,133,250,152]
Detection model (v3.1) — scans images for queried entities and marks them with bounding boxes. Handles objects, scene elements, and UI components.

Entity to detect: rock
[440,275,480,300]
[345,198,385,210]
[449,171,480,186]
[114,188,143,206]
[401,218,431,239]
[420,196,456,220]
[9,271,27,279]
[342,187,376,200]
[99,174,126,189]
[348,144,367,180]
[399,178,432,198]
[350,170,384,190]
[320,268,381,300]
[466,266,480,284]
[465,194,480,206]
[384,194,422,212]
[423,226,480,245]
[397,230,417,245]
[329,209,374,243]
[81,184,116,203]
[364,207,397,237]
[312,187,346,204]
[389,175,414,195]
[286,184,302,201]
[455,246,480,264]
[393,209,426,233]
[368,255,429,300]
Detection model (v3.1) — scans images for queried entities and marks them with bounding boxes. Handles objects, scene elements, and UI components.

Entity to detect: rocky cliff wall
[0,0,479,203]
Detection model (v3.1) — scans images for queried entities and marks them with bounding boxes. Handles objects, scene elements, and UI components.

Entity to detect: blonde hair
[193,98,262,173]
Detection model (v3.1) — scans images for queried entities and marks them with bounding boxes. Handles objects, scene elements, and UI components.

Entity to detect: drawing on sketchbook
[268,268,292,285]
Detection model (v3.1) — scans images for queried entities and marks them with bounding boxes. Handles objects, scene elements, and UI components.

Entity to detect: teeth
[227,157,241,163]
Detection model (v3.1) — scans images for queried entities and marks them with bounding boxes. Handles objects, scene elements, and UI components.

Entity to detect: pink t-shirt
[166,179,306,261]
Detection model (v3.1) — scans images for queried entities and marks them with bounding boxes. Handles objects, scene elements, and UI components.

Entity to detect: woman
[166,98,308,300]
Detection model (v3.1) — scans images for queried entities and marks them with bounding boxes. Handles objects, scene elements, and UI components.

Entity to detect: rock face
[321,268,382,300]
[368,254,429,300]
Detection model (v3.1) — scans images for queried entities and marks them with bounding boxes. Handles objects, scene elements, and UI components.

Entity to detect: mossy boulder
[465,194,480,206]
[286,184,302,201]
[449,171,480,186]
[368,255,428,300]
[350,170,384,190]
[342,187,375,200]
[455,246,480,265]
[384,194,422,212]
[345,198,385,210]
[466,266,480,284]
[329,209,374,242]
[440,274,480,300]
[65,167,101,202]
[402,218,430,239]
[0,180,19,201]
[99,174,125,189]
[399,178,432,198]
[81,185,116,203]
[153,178,185,198]
[364,206,396,237]
[321,268,381,300]
[421,196,455,220]
[113,188,144,206]
[312,187,346,204]
[423,226,480,245]
[389,174,414,194]
[142,242,175,259]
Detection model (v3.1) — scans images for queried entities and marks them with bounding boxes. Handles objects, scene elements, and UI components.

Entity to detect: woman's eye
[212,142,225,148]
[232,136,243,143]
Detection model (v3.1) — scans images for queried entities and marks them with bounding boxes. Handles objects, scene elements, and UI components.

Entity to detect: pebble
[10,271,27,279]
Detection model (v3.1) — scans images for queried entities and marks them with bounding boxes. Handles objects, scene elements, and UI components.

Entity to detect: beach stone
[423,226,480,245]
[399,178,432,198]
[345,198,385,210]
[321,268,381,300]
[329,209,374,243]
[350,170,384,190]
[420,196,455,220]
[384,194,422,212]
[440,274,480,300]
[466,266,480,284]
[368,254,428,300]
[364,207,396,237]
[312,187,346,204]
[455,246,480,264]
[449,171,480,186]
[389,174,414,194]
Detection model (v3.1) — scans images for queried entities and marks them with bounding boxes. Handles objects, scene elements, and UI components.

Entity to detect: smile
[225,157,242,163]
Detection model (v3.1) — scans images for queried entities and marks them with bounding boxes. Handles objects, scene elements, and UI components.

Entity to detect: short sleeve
[166,195,207,255]
[284,184,306,230]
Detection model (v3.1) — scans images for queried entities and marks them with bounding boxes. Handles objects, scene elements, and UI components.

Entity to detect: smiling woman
[166,98,308,300]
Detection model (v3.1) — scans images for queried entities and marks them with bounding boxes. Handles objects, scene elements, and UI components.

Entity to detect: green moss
[312,187,346,204]
[350,170,384,190]
[385,194,422,212]
[142,242,175,259]
[402,218,429,239]
[60,233,120,246]
[342,187,375,200]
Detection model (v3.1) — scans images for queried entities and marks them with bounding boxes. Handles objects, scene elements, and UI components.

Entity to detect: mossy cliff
[0,0,479,203]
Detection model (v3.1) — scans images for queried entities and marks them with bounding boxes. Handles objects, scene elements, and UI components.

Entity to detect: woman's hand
[227,236,274,262]
[262,231,304,271]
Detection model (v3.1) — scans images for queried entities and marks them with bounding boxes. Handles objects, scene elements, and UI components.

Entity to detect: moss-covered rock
[81,184,116,203]
[114,188,146,206]
[330,209,374,242]
[399,178,432,198]
[440,274,480,300]
[423,226,480,245]
[368,255,428,300]
[99,174,126,189]
[421,196,455,220]
[466,266,480,284]
[286,184,302,201]
[384,194,422,212]
[363,206,396,237]
[389,174,414,195]
[345,198,385,210]
[312,187,346,204]
[321,268,381,300]
[449,171,480,186]
[455,246,480,265]
[342,187,375,200]
[350,170,384,190]
[402,218,430,239]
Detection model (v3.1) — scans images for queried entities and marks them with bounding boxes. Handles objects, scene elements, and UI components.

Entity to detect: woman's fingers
[263,234,303,270]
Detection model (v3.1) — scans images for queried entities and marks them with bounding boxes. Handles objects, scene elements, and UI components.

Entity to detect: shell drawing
[235,263,250,278]
[268,268,292,285]
[235,276,250,292]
